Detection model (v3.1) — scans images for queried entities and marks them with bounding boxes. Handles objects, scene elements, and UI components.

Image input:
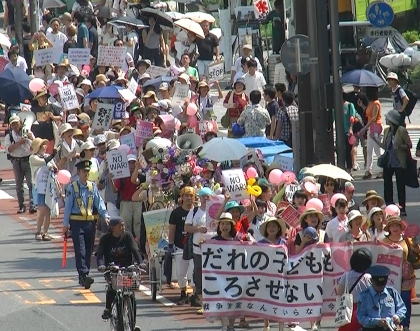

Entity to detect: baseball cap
[109,217,124,227]
[67,114,78,123]
[198,187,213,197]
[127,154,137,162]
[159,82,169,90]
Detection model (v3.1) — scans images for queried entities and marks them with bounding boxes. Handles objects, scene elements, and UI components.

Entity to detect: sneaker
[17,206,26,214]
[42,233,52,241]
[35,233,43,241]
[190,295,201,307]
[177,290,188,305]
[263,327,270,331]
[134,327,141,331]
[196,307,203,315]
[101,309,111,320]
[29,206,37,214]
[352,164,360,171]
[221,327,229,331]
[400,210,407,216]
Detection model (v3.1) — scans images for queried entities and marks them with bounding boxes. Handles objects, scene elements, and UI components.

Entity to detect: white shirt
[126,31,138,57]
[184,207,214,255]
[325,216,349,243]
[233,56,262,73]
[249,217,265,242]
[233,70,246,84]
[243,71,267,96]
[5,56,28,73]
[46,31,68,50]
[122,52,134,73]
[4,131,32,158]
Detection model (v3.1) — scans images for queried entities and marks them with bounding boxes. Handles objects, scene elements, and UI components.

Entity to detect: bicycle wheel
[122,295,135,331]
[150,266,157,301]
[110,299,123,331]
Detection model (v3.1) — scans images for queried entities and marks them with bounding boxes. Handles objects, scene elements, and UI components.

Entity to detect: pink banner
[135,120,153,147]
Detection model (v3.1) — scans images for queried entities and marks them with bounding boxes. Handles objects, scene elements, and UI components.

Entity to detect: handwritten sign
[92,103,114,131]
[58,84,78,110]
[318,194,331,215]
[135,120,154,146]
[146,65,170,78]
[206,195,223,231]
[171,83,190,106]
[106,149,130,179]
[280,205,300,228]
[0,57,8,73]
[195,121,217,141]
[285,184,299,203]
[143,208,172,257]
[202,241,403,322]
[208,61,224,83]
[68,48,91,65]
[34,47,61,66]
[221,169,248,201]
[120,132,136,151]
[127,77,138,95]
[113,101,126,120]
[36,166,50,194]
[97,45,126,67]
[273,154,294,172]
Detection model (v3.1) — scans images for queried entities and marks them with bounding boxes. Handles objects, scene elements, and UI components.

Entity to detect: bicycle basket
[110,273,139,292]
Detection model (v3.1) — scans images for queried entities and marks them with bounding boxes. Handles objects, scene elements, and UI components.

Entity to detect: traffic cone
[411,287,419,304]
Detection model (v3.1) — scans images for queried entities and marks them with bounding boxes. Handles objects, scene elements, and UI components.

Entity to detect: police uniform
[356,265,406,331]
[63,160,109,288]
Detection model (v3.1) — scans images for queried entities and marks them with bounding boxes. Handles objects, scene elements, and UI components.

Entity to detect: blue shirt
[77,23,89,48]
[356,285,406,329]
[63,180,109,227]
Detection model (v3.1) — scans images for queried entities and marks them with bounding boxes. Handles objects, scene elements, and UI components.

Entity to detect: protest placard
[34,47,61,66]
[58,84,78,110]
[92,103,114,131]
[113,101,126,119]
[0,57,8,73]
[205,195,223,231]
[146,65,170,78]
[118,89,137,104]
[284,184,299,203]
[135,120,153,146]
[97,45,126,67]
[195,121,218,141]
[318,194,331,215]
[68,48,91,65]
[201,241,403,322]
[273,153,294,172]
[208,61,224,83]
[120,132,136,152]
[280,205,300,228]
[127,77,138,95]
[172,83,190,106]
[19,103,32,112]
[143,208,172,257]
[106,150,130,179]
[36,166,50,194]
[221,169,248,200]
[277,201,291,210]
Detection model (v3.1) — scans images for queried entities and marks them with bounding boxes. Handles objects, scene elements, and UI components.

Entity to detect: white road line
[138,284,175,307]
[0,189,15,199]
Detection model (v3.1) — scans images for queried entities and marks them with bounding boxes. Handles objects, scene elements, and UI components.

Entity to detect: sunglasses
[326,182,335,187]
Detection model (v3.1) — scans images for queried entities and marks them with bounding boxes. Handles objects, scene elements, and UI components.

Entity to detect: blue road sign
[366,1,394,28]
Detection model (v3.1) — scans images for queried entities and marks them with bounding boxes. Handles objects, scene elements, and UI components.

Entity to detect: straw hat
[108,139,120,151]
[77,113,91,122]
[94,74,109,85]
[178,73,190,85]
[119,126,133,135]
[362,190,384,206]
[216,212,236,226]
[34,89,48,99]
[57,58,70,69]
[143,91,158,102]
[73,129,83,137]
[347,210,367,227]
[80,141,96,151]
[384,216,407,232]
[31,138,49,154]
[299,207,324,225]
[259,216,287,237]
[59,123,74,137]
[367,207,386,223]
[198,81,209,89]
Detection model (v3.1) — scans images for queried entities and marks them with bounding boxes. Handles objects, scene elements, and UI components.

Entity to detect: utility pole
[329,0,345,168]
[15,0,24,55]
[29,0,40,35]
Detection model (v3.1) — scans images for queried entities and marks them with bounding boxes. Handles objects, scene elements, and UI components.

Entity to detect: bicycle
[104,263,146,331]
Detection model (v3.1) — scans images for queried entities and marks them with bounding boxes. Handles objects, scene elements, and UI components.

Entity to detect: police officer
[63,160,109,289]
[357,265,406,331]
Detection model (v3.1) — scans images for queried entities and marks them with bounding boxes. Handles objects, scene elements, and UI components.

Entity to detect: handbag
[221,110,231,128]
[182,207,199,260]
[405,152,419,188]
[377,151,389,168]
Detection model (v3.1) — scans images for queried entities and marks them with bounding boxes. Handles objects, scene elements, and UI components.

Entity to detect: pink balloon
[330,193,347,207]
[118,144,130,154]
[174,118,181,130]
[385,204,400,217]
[280,171,296,184]
[303,181,318,195]
[306,198,323,212]
[82,64,91,74]
[57,170,71,185]
[246,167,258,179]
[268,169,283,185]
[186,103,197,116]
[29,78,45,93]
[241,199,251,206]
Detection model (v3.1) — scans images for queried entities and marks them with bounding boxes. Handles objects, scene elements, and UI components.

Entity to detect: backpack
[396,87,418,120]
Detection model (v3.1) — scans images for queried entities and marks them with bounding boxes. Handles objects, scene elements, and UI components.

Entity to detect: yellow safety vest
[70,181,98,221]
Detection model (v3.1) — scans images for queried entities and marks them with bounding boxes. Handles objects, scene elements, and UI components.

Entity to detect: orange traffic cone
[411,288,419,304]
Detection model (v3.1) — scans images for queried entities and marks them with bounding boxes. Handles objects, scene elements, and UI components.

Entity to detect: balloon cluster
[247,178,262,196]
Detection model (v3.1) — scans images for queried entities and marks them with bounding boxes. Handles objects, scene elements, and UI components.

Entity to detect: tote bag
[334,272,353,327]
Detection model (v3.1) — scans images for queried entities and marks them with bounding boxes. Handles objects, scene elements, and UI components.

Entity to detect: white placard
[284,183,299,203]
[34,47,62,66]
[171,83,190,106]
[36,166,50,194]
[273,154,294,172]
[221,169,248,201]
[106,150,130,179]
[127,77,138,95]
[68,48,91,65]
[146,65,170,78]
[202,241,403,322]
[58,84,79,110]
[92,103,114,131]
[120,132,136,152]
[97,45,126,67]
[208,61,224,83]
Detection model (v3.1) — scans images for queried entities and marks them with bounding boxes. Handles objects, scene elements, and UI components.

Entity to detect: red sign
[0,57,8,74]
[277,201,291,210]
[280,205,301,228]
[195,121,217,141]
[405,223,420,238]
[318,194,331,215]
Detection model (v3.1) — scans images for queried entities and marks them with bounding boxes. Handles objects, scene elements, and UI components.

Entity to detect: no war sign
[106,150,130,179]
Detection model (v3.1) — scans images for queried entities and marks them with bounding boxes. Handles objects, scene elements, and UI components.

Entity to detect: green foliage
[402,30,420,43]
[409,64,420,80]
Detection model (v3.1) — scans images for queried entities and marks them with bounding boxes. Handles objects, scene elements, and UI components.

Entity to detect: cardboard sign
[172,83,190,106]
[92,103,114,131]
[0,57,8,74]
[206,195,223,231]
[280,205,300,228]
[195,121,217,140]
[97,45,126,67]
[318,194,331,215]
[146,65,170,78]
[208,61,224,83]
[274,153,294,172]
[113,101,126,120]
[127,77,138,95]
[68,48,91,65]
[221,169,248,201]
[277,201,291,210]
[135,120,154,146]
[106,149,130,179]
[118,89,137,103]
[58,84,78,110]
[36,166,50,194]
[120,132,136,152]
[285,184,299,203]
[34,47,61,66]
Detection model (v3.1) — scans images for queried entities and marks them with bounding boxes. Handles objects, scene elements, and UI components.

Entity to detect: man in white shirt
[125,25,139,59]
[46,18,68,52]
[4,115,36,214]
[325,198,349,242]
[243,59,267,105]
[4,46,28,73]
[229,44,262,86]
[184,187,214,309]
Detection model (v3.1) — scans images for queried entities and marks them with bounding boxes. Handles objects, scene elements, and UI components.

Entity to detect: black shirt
[169,206,191,249]
[22,35,33,74]
[196,33,219,61]
[88,26,99,58]
[211,235,235,241]
[96,232,142,267]
[6,0,15,26]
[63,39,78,54]
[31,104,61,140]
[266,99,279,136]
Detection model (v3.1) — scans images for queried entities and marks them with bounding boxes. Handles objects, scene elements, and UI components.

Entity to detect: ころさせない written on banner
[201,241,403,321]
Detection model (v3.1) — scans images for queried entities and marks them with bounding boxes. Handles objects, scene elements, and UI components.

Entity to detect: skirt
[338,302,362,331]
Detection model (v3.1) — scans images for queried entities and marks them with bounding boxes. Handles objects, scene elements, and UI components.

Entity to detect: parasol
[166,11,185,20]
[108,16,149,29]
[174,19,205,39]
[308,164,353,181]
[140,7,173,27]
[199,137,248,162]
[183,12,215,23]
[0,68,33,104]
[0,33,11,49]
[342,69,385,87]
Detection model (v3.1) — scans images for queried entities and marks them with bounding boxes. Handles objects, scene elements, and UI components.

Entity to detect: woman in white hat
[339,210,370,242]
[295,208,325,254]
[367,207,387,241]
[73,141,99,183]
[57,123,80,173]
[29,138,57,241]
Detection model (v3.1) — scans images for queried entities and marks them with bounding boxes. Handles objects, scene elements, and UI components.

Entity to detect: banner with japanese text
[201,241,403,321]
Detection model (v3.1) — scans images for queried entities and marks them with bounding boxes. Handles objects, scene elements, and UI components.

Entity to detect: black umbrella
[140,7,173,27]
[0,68,33,104]
[108,16,149,29]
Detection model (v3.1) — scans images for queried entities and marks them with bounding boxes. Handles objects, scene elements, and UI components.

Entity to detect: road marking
[138,284,175,307]
[0,189,14,199]
[0,280,56,305]
[69,289,102,304]
[39,279,73,288]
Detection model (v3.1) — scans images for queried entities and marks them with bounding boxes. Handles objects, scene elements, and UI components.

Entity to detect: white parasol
[183,12,216,23]
[308,164,353,181]
[174,19,205,39]
[0,33,11,49]
[199,137,248,162]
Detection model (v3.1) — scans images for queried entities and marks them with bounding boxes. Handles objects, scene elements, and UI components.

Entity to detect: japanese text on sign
[172,83,190,106]
[68,48,91,65]
[113,101,126,120]
[58,84,79,110]
[135,120,154,146]
[208,61,224,83]
[221,169,248,200]
[127,77,138,95]
[97,46,126,67]
[106,150,130,179]
[34,47,62,66]
[201,241,403,321]
[366,27,395,38]
[92,103,114,131]
[253,0,270,17]
[146,65,170,78]
[120,132,136,151]
[36,166,50,194]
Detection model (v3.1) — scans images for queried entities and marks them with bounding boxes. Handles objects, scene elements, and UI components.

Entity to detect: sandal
[42,233,52,241]
[375,172,383,179]
[362,172,372,180]
[35,232,43,241]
